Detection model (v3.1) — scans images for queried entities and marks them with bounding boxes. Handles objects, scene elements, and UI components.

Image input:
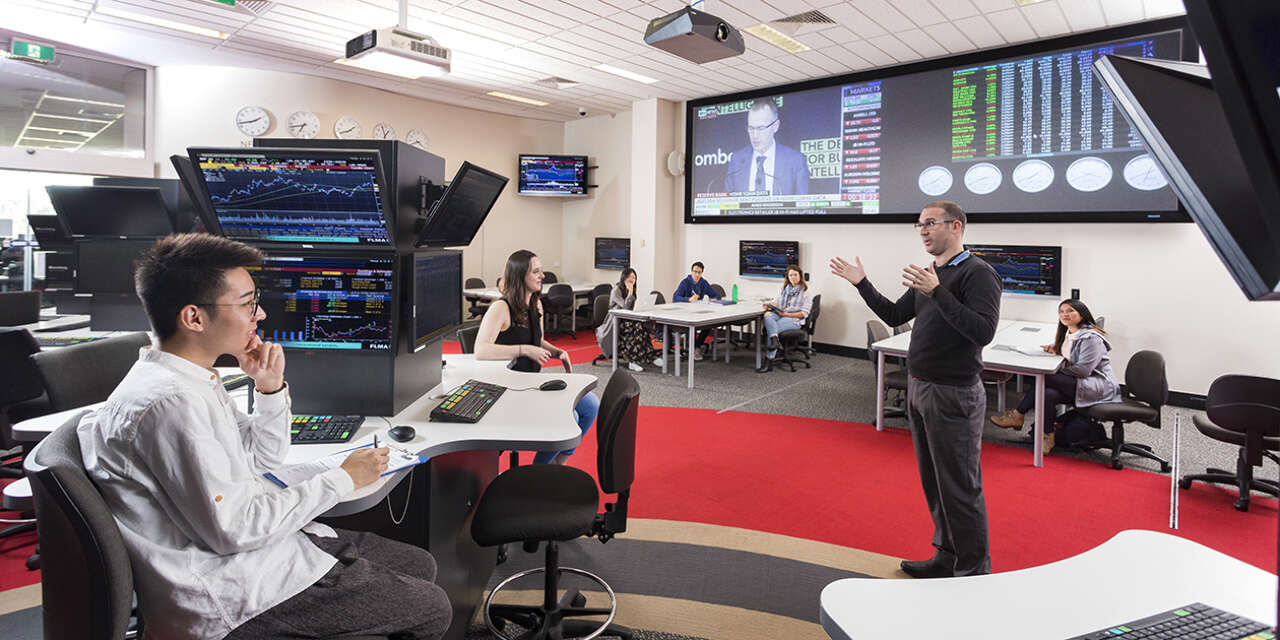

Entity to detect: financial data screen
[252,254,395,350]
[196,151,391,244]
[739,240,799,278]
[518,155,588,196]
[594,237,630,270]
[687,27,1185,221]
[968,245,1061,296]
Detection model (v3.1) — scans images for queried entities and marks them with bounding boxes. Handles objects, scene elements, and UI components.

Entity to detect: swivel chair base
[1178,448,1280,512]
[484,541,633,640]
[1080,423,1172,472]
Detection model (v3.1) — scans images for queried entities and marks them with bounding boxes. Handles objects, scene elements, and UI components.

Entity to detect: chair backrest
[544,283,573,307]
[1124,350,1168,411]
[26,416,136,640]
[0,328,43,406]
[31,332,151,412]
[596,369,639,496]
[592,294,610,326]
[1094,316,1106,330]
[542,271,558,284]
[0,290,41,326]
[892,321,912,335]
[865,319,891,374]
[456,325,479,354]
[588,283,611,304]
[710,283,726,298]
[649,290,665,305]
[804,294,822,334]
[464,277,485,289]
[1204,374,1280,438]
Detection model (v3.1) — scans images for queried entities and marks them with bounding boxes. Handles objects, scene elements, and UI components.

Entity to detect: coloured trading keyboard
[1067,602,1274,639]
[290,415,362,444]
[36,335,108,348]
[429,380,506,423]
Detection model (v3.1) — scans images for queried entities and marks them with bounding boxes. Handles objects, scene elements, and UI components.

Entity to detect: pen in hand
[374,434,379,449]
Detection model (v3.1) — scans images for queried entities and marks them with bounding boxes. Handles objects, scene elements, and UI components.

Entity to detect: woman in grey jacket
[595,267,655,372]
[990,299,1120,453]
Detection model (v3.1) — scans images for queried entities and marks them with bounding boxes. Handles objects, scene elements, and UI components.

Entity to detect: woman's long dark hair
[1053,298,1104,354]
[780,264,807,292]
[501,249,540,326]
[615,267,637,298]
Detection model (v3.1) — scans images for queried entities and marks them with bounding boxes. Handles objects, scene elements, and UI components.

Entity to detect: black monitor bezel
[410,250,463,353]
[684,16,1198,225]
[186,146,397,248]
[413,161,509,248]
[27,214,71,249]
[170,154,218,234]
[738,239,800,278]
[593,237,631,270]
[252,249,400,352]
[73,238,154,294]
[517,154,590,197]
[966,243,1063,297]
[47,185,174,238]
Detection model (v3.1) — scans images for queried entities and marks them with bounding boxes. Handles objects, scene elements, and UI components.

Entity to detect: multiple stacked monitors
[739,240,799,278]
[414,161,508,247]
[594,237,630,270]
[411,252,463,352]
[518,155,588,196]
[75,240,153,294]
[27,215,71,249]
[250,254,395,351]
[686,18,1195,224]
[967,245,1061,296]
[189,148,393,246]
[46,186,174,238]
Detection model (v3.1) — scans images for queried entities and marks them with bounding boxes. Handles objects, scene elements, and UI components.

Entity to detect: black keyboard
[1068,603,1274,639]
[290,415,362,444]
[36,335,107,348]
[221,373,252,391]
[430,380,506,423]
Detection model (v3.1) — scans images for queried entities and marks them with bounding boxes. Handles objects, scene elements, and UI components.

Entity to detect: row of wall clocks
[234,106,428,149]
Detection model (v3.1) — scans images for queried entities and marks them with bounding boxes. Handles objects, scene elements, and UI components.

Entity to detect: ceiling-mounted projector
[345,26,450,78]
[644,6,745,64]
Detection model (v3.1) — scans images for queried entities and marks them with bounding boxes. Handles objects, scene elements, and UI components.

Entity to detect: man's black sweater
[855,252,1002,386]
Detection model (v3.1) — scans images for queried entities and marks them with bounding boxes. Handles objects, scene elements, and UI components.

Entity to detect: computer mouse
[387,425,416,442]
[538,379,568,391]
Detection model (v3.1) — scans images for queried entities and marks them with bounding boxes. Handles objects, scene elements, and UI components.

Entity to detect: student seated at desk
[760,264,813,362]
[596,267,658,372]
[672,260,721,360]
[475,249,600,465]
[75,234,450,640]
[990,298,1119,454]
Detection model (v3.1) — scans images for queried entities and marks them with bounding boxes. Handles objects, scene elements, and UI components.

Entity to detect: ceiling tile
[897,28,949,59]
[952,14,1005,49]
[816,45,871,70]
[1020,2,1071,38]
[1058,0,1106,31]
[983,8,1035,44]
[1142,0,1185,19]
[819,25,860,45]
[921,20,976,53]
[884,0,948,27]
[927,0,980,21]
[856,0,916,32]
[969,0,1015,12]
[819,4,888,39]
[722,0,786,23]
[1100,0,1144,25]
[869,34,923,63]
[844,39,897,67]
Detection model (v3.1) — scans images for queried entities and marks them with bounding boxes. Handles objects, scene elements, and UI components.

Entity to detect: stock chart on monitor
[968,245,1061,296]
[251,254,395,350]
[194,150,391,244]
[739,240,799,278]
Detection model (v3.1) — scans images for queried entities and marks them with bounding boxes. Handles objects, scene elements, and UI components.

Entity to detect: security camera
[578,107,587,117]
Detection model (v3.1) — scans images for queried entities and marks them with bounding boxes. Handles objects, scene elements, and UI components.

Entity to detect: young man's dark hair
[691,261,704,271]
[134,234,264,341]
[923,200,967,226]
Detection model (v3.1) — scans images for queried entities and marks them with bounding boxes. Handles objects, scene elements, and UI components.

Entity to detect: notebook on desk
[264,442,426,489]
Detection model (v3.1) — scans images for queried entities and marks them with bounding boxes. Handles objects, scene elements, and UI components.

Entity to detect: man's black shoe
[900,557,955,579]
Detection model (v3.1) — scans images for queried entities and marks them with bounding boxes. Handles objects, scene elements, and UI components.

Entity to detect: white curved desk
[819,530,1276,640]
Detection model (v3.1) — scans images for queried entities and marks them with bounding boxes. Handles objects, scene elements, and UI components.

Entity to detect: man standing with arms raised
[830,201,1001,578]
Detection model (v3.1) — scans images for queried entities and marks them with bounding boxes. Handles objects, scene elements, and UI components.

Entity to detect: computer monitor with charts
[967,245,1061,296]
[46,186,174,238]
[411,251,462,353]
[188,147,394,246]
[739,240,799,278]
[250,253,396,351]
[594,237,630,270]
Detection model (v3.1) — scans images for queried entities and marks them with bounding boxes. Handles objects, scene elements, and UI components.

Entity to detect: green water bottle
[731,284,738,302]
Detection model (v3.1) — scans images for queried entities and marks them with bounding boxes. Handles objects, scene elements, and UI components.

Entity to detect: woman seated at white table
[595,267,658,373]
[990,299,1119,453]
[759,264,814,364]
[474,249,599,465]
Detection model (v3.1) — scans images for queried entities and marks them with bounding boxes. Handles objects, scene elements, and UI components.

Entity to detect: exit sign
[212,0,236,5]
[10,40,54,62]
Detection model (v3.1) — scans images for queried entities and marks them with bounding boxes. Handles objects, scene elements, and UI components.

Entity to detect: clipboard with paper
[264,442,427,489]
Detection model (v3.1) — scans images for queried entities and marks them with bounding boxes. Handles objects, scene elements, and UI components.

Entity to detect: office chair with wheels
[465,277,490,319]
[456,325,480,354]
[867,320,908,423]
[1,328,49,478]
[542,271,558,285]
[1178,374,1280,511]
[0,290,41,327]
[1078,350,1172,471]
[579,283,611,327]
[541,283,575,339]
[30,332,151,412]
[471,369,639,640]
[766,295,822,373]
[591,294,613,367]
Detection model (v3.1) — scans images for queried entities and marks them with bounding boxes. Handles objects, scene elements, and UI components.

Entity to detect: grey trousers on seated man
[225,528,452,640]
[907,376,992,576]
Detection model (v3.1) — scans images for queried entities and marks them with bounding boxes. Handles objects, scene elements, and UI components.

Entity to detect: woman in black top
[474,249,599,464]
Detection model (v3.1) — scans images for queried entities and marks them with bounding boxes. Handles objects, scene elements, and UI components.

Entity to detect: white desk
[819,529,1277,640]
[15,313,90,333]
[462,281,605,334]
[872,320,1062,467]
[609,301,765,388]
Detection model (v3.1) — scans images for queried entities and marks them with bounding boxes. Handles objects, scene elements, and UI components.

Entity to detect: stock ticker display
[197,152,391,244]
[968,245,1061,296]
[252,255,395,350]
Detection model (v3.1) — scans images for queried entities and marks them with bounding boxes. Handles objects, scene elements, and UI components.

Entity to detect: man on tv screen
[724,100,811,196]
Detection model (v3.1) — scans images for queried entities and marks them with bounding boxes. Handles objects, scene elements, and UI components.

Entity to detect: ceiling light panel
[485,91,548,106]
[94,5,231,39]
[592,63,658,84]
[743,24,811,53]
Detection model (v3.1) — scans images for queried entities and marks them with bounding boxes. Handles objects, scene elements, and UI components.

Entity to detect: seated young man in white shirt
[77,234,451,640]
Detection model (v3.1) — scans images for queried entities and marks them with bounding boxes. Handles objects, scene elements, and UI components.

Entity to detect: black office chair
[710,283,726,299]
[1078,350,1172,471]
[31,332,151,412]
[541,283,575,339]
[768,294,822,373]
[0,290,41,326]
[649,290,665,305]
[456,325,480,354]
[1178,374,1280,511]
[579,283,611,327]
[866,320,908,423]
[591,294,613,367]
[465,277,490,319]
[471,370,639,640]
[542,271,558,285]
[1,328,48,479]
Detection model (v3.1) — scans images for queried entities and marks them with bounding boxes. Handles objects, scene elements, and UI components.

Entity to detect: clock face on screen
[963,163,1002,195]
[1012,159,1055,193]
[1123,154,1168,191]
[917,166,953,196]
[1066,156,1113,192]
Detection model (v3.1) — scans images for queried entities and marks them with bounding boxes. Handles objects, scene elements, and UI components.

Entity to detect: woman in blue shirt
[759,264,813,364]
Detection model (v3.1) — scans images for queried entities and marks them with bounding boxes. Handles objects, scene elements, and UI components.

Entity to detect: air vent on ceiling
[194,0,272,17]
[775,10,836,25]
[535,76,580,89]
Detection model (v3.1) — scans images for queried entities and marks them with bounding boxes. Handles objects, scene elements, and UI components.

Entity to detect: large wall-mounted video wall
[684,17,1196,224]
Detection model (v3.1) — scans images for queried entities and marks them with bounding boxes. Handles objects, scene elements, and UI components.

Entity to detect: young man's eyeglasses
[913,218,958,230]
[195,290,260,316]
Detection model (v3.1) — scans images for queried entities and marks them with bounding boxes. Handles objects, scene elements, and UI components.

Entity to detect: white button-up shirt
[78,348,355,640]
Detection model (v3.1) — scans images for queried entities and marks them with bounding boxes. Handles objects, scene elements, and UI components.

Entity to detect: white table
[15,313,90,333]
[609,301,765,388]
[819,529,1277,640]
[872,320,1063,467]
[463,281,606,334]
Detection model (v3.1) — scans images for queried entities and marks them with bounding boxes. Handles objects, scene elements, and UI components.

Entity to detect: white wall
[563,111,631,283]
[151,65,565,282]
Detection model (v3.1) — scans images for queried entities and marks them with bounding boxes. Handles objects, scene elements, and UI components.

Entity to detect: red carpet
[442,332,605,367]
[0,477,38,591]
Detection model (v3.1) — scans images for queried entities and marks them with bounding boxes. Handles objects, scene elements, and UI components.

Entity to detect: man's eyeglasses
[195,290,261,316]
[747,119,778,134]
[913,218,958,230]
